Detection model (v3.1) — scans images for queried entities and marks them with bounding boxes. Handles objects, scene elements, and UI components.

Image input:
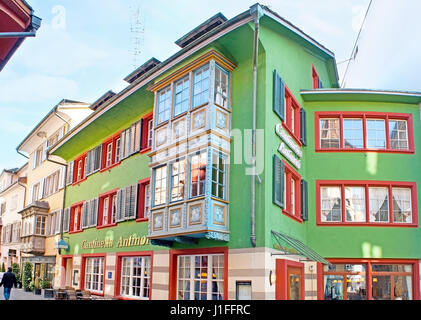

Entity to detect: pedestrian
[0,267,17,300]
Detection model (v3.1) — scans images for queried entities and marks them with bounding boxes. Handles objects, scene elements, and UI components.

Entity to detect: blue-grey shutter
[318,78,323,89]
[63,207,70,232]
[93,145,102,172]
[89,198,98,227]
[134,120,141,152]
[301,179,308,221]
[273,70,285,121]
[85,150,92,176]
[116,189,125,222]
[124,186,132,219]
[273,154,284,208]
[300,108,307,146]
[125,184,138,220]
[66,161,74,186]
[81,202,89,229]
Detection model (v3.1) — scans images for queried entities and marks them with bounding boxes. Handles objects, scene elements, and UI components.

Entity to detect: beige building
[16,99,92,288]
[0,164,28,269]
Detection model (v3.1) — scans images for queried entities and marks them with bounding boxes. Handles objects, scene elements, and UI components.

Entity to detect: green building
[50,4,421,300]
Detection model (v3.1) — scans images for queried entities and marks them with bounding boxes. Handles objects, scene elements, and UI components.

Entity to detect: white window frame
[119,256,151,299]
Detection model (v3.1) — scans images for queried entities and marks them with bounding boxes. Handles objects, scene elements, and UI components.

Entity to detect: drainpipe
[249,4,264,248]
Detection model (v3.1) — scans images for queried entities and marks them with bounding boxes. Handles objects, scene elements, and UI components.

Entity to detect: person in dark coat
[0,267,17,300]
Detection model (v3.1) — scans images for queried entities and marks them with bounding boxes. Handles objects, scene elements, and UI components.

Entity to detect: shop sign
[81,233,151,250]
[275,124,302,169]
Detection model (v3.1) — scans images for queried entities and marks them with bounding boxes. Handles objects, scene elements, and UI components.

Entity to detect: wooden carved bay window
[317,181,417,226]
[316,112,414,153]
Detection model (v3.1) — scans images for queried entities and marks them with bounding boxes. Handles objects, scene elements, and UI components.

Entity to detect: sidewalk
[0,288,55,301]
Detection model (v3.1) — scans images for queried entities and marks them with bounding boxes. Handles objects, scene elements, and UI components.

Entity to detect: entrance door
[275,260,305,300]
[61,257,73,287]
[287,267,302,300]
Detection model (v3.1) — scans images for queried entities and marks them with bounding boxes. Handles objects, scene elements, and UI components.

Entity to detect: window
[153,166,167,206]
[141,114,153,151]
[0,202,6,215]
[283,161,301,221]
[311,65,323,89]
[43,170,60,198]
[137,179,151,221]
[283,87,301,140]
[176,253,224,300]
[32,146,43,169]
[119,256,151,299]
[214,65,229,108]
[211,152,226,199]
[73,154,87,184]
[70,203,84,232]
[192,64,210,108]
[316,112,413,152]
[10,194,18,211]
[32,182,40,203]
[35,215,46,235]
[323,261,415,300]
[174,75,190,117]
[101,133,121,171]
[190,151,207,198]
[157,86,171,124]
[84,257,104,293]
[170,159,186,202]
[98,191,117,228]
[317,181,417,226]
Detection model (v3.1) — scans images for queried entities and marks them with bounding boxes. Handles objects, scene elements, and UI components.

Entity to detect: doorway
[61,256,73,287]
[275,259,305,300]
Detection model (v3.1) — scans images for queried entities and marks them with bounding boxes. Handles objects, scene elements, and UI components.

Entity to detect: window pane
[154,166,167,206]
[193,65,210,108]
[394,276,412,300]
[366,119,386,149]
[320,119,340,148]
[369,187,389,222]
[190,151,207,198]
[321,186,342,222]
[343,119,363,148]
[372,276,391,300]
[174,76,190,117]
[392,188,412,223]
[214,66,228,108]
[345,187,366,222]
[389,120,408,150]
[171,160,186,202]
[324,275,344,300]
[157,86,171,124]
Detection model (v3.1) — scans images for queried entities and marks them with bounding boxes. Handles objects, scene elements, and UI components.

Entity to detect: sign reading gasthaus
[275,124,302,169]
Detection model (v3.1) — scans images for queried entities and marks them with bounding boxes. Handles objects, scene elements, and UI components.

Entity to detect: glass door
[287,267,302,300]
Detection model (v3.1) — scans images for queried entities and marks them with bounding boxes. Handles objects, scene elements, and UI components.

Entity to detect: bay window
[153,166,167,206]
[119,256,151,299]
[84,257,104,293]
[190,151,207,198]
[317,181,417,226]
[34,215,46,235]
[316,112,413,152]
[192,64,210,108]
[170,159,186,202]
[157,86,171,124]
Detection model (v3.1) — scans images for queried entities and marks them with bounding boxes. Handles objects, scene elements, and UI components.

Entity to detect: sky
[0,0,371,171]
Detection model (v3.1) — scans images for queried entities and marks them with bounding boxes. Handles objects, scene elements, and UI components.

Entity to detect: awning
[271,230,330,265]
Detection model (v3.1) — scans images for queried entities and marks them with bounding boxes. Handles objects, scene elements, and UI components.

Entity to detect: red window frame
[315,111,414,153]
[316,180,418,227]
[283,85,301,146]
[283,160,302,223]
[312,65,320,89]
[114,251,154,300]
[80,253,106,296]
[69,201,84,233]
[97,188,119,229]
[317,258,420,300]
[140,112,153,153]
[73,153,87,185]
[168,247,228,300]
[275,259,305,300]
[137,178,150,222]
[100,132,121,171]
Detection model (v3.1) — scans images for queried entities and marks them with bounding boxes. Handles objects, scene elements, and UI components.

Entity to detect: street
[0,288,54,301]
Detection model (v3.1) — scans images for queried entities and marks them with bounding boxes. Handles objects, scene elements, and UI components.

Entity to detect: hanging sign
[275,124,302,169]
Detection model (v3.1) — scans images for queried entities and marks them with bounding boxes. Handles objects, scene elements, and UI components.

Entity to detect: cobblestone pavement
[0,288,55,301]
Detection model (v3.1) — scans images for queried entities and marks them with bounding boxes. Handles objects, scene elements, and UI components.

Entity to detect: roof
[271,230,330,264]
[175,12,227,48]
[124,57,161,84]
[301,88,421,104]
[16,98,89,152]
[50,3,338,157]
[89,90,116,111]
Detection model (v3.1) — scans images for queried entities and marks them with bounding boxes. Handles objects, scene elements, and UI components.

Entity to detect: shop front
[318,259,420,300]
[21,255,56,288]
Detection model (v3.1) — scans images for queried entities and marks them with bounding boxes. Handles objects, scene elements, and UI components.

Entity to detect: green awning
[271,230,330,265]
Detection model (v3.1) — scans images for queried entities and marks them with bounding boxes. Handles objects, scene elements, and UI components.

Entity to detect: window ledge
[315,148,414,154]
[69,230,83,234]
[115,295,149,301]
[100,161,121,173]
[317,222,418,227]
[282,210,303,223]
[139,147,151,155]
[136,218,149,223]
[72,177,87,186]
[96,223,117,230]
